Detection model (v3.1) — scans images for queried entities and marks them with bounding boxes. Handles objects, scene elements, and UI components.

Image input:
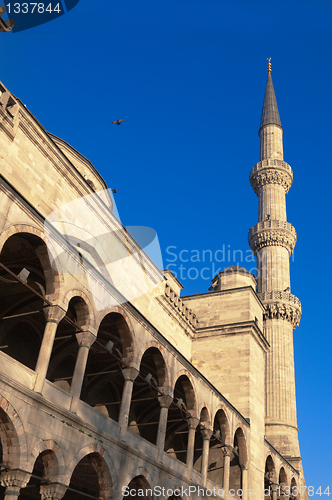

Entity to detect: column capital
[158,395,173,408]
[188,417,199,429]
[201,427,213,440]
[221,445,232,458]
[40,483,68,500]
[43,305,66,324]
[0,469,30,489]
[121,367,139,382]
[75,331,96,348]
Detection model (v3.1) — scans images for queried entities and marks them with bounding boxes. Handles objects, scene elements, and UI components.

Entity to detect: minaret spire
[248,62,304,466]
[260,58,282,131]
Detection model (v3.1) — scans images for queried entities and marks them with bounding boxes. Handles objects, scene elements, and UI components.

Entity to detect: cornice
[195,320,270,351]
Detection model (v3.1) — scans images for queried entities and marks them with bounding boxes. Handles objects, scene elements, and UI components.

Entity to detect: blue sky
[1,0,331,495]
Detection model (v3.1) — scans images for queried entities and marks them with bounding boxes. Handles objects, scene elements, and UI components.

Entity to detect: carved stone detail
[259,292,302,328]
[250,166,293,195]
[258,291,301,308]
[40,483,68,500]
[249,223,297,255]
[0,469,30,491]
[262,301,301,327]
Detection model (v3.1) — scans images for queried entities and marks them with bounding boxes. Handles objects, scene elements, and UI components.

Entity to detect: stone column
[271,484,278,500]
[69,331,96,413]
[201,428,213,485]
[222,447,232,497]
[242,468,248,497]
[40,483,67,500]
[34,305,66,393]
[118,367,139,436]
[186,417,199,471]
[0,470,30,500]
[156,395,173,461]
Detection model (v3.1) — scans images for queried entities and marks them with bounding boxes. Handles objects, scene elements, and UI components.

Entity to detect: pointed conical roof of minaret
[259,59,282,131]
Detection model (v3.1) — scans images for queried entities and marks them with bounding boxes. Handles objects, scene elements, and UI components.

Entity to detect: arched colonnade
[0,229,249,498]
[264,455,300,500]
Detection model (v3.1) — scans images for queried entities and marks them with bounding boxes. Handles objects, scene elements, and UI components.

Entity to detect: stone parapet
[258,291,302,328]
[165,283,197,328]
[250,159,293,195]
[249,220,297,255]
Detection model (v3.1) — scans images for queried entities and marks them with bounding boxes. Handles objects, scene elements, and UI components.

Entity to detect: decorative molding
[249,222,297,255]
[0,469,30,489]
[250,159,293,176]
[250,161,293,195]
[40,483,68,500]
[258,292,302,328]
[258,291,301,308]
[263,302,301,327]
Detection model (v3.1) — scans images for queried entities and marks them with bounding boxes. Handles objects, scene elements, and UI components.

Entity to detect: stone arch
[0,228,64,370]
[193,406,212,474]
[290,477,298,500]
[172,371,197,413]
[265,454,276,477]
[265,455,276,492]
[64,444,116,500]
[279,466,287,485]
[123,469,154,500]
[164,373,197,464]
[62,289,96,330]
[123,467,154,491]
[27,440,65,482]
[80,308,136,421]
[213,407,231,445]
[128,346,169,444]
[97,306,136,365]
[0,224,64,299]
[234,426,248,468]
[0,395,27,469]
[229,427,248,494]
[278,467,288,497]
[206,408,230,486]
[47,292,93,392]
[199,406,211,427]
[135,342,170,390]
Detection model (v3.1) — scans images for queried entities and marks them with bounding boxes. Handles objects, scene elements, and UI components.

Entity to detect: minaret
[249,59,302,461]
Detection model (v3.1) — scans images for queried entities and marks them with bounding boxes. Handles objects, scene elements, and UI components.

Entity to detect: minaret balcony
[257,291,302,328]
[250,159,293,195]
[248,220,297,255]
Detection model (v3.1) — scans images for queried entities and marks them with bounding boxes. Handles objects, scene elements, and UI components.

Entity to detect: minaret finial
[267,57,272,74]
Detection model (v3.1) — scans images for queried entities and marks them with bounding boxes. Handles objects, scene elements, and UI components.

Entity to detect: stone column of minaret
[249,60,304,467]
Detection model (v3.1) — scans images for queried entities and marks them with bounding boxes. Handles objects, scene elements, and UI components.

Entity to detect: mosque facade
[0,65,307,500]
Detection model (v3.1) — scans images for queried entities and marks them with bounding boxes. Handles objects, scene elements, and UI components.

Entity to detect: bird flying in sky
[112,119,124,125]
[111,188,119,193]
